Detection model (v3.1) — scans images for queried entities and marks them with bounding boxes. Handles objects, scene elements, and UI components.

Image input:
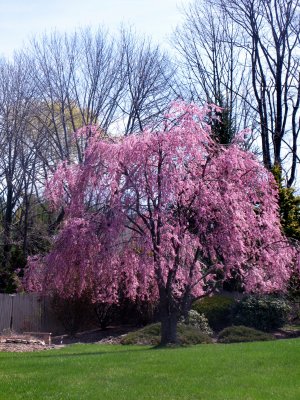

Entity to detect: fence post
[9,294,16,331]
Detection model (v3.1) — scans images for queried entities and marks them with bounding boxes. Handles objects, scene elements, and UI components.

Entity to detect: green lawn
[0,340,300,400]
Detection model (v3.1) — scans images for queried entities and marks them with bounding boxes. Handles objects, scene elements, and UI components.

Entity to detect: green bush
[218,325,274,343]
[232,295,291,332]
[180,310,213,336]
[177,324,213,345]
[192,295,235,330]
[120,323,213,345]
[121,323,161,345]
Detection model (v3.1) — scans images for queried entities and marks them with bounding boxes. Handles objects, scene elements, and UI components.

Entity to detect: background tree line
[0,0,299,292]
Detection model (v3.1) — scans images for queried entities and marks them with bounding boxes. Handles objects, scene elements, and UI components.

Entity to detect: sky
[0,0,187,58]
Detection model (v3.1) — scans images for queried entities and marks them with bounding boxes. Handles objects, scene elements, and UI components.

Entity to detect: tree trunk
[1,182,13,291]
[159,295,178,345]
[160,310,178,345]
[181,296,192,322]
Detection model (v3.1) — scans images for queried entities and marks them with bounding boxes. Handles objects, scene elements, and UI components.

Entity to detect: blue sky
[0,0,186,58]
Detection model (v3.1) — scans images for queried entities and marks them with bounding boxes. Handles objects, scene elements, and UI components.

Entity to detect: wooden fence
[0,293,64,334]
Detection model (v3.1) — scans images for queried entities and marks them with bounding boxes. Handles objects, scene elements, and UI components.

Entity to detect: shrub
[51,294,95,336]
[121,323,161,345]
[288,297,300,323]
[218,325,274,343]
[180,310,213,336]
[93,303,118,330]
[177,324,213,345]
[232,295,291,332]
[120,323,213,345]
[192,295,235,330]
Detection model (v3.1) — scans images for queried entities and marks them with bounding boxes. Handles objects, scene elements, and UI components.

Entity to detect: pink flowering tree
[24,102,297,344]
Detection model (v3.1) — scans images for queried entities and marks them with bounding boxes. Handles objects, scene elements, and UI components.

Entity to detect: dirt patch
[0,335,55,352]
[0,342,54,352]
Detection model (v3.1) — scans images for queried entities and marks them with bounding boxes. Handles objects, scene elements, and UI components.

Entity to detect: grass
[0,340,300,399]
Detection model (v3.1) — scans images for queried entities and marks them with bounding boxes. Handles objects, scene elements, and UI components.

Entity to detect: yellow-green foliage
[192,295,235,330]
[273,165,300,241]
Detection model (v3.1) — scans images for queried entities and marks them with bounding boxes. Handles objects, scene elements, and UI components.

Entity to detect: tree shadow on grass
[31,346,155,359]
[30,342,188,359]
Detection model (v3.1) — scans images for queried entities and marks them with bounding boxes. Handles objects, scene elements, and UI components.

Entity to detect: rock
[1,338,45,346]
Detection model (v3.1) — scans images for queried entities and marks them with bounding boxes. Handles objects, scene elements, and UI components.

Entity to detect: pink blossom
[24,101,299,342]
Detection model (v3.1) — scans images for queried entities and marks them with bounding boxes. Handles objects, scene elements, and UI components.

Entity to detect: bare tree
[118,28,175,135]
[214,0,300,185]
[26,28,175,164]
[0,55,39,290]
[26,29,125,165]
[173,0,256,144]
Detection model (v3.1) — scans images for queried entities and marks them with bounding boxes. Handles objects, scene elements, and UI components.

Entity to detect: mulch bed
[0,336,53,352]
[0,326,133,352]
